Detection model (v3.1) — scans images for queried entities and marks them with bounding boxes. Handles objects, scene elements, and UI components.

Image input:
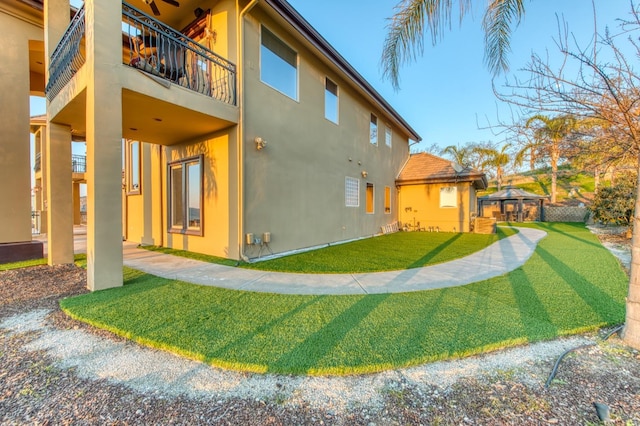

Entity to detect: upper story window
[325,77,338,123]
[385,126,392,147]
[370,114,378,145]
[260,26,298,100]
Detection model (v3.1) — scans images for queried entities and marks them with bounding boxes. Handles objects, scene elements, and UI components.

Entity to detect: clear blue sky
[287,0,633,152]
[31,0,633,154]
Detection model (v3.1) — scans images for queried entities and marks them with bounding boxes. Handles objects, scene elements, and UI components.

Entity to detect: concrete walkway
[121,227,546,295]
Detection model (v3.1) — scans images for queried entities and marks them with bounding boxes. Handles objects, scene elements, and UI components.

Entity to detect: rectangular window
[345,177,359,207]
[366,183,374,214]
[385,127,392,148]
[325,77,338,123]
[168,155,203,235]
[440,186,457,208]
[126,140,141,195]
[384,186,391,214]
[260,26,298,100]
[370,114,378,145]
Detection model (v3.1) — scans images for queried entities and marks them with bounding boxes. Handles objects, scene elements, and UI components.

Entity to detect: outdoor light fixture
[361,170,368,178]
[255,137,267,150]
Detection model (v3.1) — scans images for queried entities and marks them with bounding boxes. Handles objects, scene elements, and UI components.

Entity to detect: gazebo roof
[479,186,549,201]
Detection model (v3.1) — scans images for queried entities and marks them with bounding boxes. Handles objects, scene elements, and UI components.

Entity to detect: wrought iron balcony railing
[72,154,86,173]
[46,4,85,101]
[45,2,237,106]
[33,153,86,173]
[34,152,41,172]
[122,3,236,105]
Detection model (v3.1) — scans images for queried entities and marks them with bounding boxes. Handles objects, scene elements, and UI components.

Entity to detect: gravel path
[2,234,640,424]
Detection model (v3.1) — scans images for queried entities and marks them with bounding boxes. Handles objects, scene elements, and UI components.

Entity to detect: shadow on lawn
[206,295,327,363]
[536,246,624,322]
[408,233,462,268]
[508,267,558,340]
[534,223,603,250]
[268,294,390,373]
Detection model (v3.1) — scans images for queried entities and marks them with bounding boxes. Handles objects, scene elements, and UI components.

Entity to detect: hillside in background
[478,165,601,206]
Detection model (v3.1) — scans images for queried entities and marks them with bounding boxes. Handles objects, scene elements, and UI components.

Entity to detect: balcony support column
[46,123,74,265]
[42,0,73,265]
[73,182,81,225]
[0,12,40,251]
[84,0,124,290]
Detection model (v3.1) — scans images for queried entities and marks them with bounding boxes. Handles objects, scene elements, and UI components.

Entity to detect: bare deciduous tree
[495,3,640,348]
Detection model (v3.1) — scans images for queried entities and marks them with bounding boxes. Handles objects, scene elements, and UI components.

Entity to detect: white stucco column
[0,13,37,244]
[84,0,123,290]
[46,123,74,264]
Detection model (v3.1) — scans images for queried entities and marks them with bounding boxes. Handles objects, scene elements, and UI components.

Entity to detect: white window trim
[440,186,458,208]
[345,176,359,207]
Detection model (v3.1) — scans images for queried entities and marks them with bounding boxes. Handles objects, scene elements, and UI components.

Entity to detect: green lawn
[0,254,87,271]
[144,227,517,273]
[60,223,628,375]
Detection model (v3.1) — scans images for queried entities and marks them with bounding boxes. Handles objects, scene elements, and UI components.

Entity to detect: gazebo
[478,186,549,222]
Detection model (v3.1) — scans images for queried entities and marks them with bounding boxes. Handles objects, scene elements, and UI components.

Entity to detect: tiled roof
[396,152,487,188]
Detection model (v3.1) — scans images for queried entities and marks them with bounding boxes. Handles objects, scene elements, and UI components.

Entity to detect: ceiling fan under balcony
[142,0,180,16]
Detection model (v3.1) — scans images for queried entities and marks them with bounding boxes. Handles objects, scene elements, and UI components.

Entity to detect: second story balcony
[34,152,86,175]
[46,2,236,107]
[72,154,86,174]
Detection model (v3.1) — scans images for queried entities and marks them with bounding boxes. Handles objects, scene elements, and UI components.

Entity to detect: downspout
[236,0,260,262]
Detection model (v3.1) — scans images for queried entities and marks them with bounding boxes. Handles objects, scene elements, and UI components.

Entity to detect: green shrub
[590,178,636,225]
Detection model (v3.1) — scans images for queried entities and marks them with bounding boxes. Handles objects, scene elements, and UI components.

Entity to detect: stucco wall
[163,131,236,257]
[0,11,43,243]
[240,10,411,256]
[398,182,476,233]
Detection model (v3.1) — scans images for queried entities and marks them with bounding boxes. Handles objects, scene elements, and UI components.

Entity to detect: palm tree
[521,114,578,203]
[442,144,470,166]
[381,0,526,89]
[477,144,511,190]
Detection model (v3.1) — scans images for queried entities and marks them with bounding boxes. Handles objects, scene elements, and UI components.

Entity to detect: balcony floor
[50,79,238,146]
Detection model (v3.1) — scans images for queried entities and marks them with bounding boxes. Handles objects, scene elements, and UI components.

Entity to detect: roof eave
[397,174,486,187]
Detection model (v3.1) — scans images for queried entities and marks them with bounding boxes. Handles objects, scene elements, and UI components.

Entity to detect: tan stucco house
[396,152,488,233]
[1,0,494,294]
[1,0,430,290]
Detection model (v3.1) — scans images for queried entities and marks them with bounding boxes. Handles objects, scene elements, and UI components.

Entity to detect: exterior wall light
[255,137,267,150]
[361,171,368,178]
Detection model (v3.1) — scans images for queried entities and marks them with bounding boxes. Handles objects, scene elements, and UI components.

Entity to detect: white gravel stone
[1,309,595,411]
